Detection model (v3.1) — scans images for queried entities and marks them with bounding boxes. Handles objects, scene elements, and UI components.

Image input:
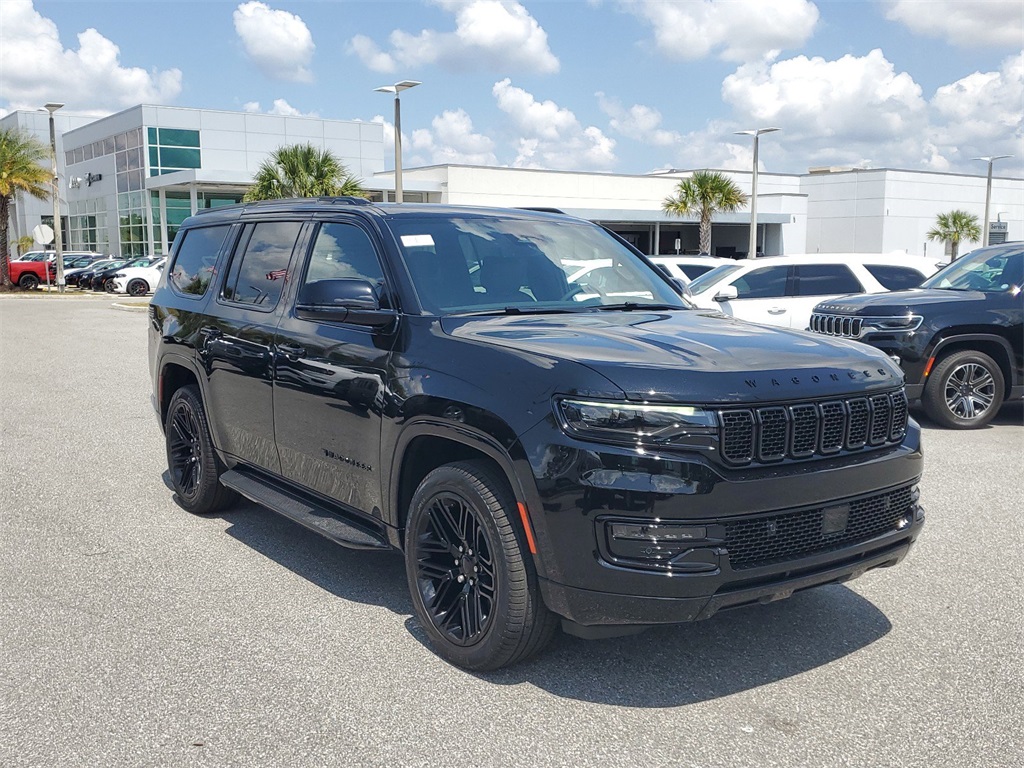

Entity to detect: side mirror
[296,279,396,328]
[713,285,738,302]
[668,277,691,298]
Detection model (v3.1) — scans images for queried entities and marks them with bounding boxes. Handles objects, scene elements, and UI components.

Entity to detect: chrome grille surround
[809,313,864,338]
[717,389,909,467]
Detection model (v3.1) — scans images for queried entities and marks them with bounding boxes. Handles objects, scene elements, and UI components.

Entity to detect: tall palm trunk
[1,195,11,287]
[699,209,713,254]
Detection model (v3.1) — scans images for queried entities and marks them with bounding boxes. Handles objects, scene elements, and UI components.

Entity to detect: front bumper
[111,278,129,293]
[519,417,924,627]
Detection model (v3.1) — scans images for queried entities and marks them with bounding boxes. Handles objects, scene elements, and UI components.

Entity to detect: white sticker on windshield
[401,234,435,247]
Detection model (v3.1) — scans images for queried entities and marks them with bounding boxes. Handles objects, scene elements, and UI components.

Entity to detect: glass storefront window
[158,146,201,168]
[157,128,200,147]
[103,137,115,155]
[115,133,127,152]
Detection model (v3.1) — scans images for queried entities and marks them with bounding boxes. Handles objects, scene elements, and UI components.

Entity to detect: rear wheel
[18,273,39,290]
[922,349,1004,429]
[404,460,556,670]
[165,385,238,514]
[127,278,149,296]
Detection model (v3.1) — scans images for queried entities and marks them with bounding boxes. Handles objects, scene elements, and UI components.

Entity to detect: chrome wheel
[413,491,497,647]
[943,362,996,420]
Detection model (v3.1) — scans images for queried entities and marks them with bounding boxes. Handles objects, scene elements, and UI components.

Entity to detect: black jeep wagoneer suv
[149,198,924,670]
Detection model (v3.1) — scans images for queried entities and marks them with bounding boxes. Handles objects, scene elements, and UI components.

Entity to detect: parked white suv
[109,258,166,296]
[648,255,735,283]
[686,253,941,329]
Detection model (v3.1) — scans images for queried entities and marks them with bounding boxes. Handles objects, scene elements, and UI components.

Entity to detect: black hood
[815,288,989,315]
[441,310,902,404]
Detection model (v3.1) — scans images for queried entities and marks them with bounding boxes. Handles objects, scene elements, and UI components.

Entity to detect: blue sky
[2,0,1021,177]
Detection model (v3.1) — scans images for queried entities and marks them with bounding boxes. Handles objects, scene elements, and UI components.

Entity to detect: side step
[220,468,391,551]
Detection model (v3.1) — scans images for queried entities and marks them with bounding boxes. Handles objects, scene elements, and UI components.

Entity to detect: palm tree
[243,143,367,202]
[1,128,52,288]
[662,170,748,255]
[927,210,981,260]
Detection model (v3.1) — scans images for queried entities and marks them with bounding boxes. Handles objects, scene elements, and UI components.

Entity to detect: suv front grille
[718,390,908,466]
[809,313,863,338]
[724,485,915,568]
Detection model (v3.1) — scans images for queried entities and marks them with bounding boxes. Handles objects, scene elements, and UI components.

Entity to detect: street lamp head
[374,80,421,95]
[972,154,1013,163]
[43,102,64,114]
[735,127,780,137]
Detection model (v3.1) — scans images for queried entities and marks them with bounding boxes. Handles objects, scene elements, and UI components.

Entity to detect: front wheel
[127,278,149,296]
[404,460,556,670]
[922,349,1004,428]
[165,385,238,514]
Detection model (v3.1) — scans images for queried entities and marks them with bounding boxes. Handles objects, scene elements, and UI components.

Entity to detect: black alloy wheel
[405,461,557,670]
[413,490,498,646]
[164,385,238,514]
[127,279,149,297]
[923,349,1005,429]
[18,274,39,290]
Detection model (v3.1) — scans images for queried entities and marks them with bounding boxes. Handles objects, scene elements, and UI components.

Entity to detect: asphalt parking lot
[1,296,1021,768]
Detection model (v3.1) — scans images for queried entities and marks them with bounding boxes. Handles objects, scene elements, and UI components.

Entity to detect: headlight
[556,399,718,446]
[862,314,923,333]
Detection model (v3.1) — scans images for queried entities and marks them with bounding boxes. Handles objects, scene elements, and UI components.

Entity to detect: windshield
[388,215,686,314]
[687,263,743,295]
[921,246,1023,293]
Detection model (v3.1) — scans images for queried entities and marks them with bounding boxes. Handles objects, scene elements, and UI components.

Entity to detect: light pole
[735,127,779,258]
[44,102,65,291]
[374,80,421,203]
[972,154,1012,247]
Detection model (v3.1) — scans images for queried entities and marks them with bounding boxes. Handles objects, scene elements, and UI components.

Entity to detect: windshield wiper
[592,302,682,312]
[454,306,587,317]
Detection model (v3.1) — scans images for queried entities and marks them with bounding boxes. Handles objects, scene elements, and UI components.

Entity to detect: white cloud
[242,99,319,117]
[886,1,1024,48]
[492,79,615,169]
[410,109,499,165]
[597,93,681,146]
[348,0,559,74]
[233,1,315,82]
[623,0,819,62]
[0,0,181,113]
[658,50,1022,176]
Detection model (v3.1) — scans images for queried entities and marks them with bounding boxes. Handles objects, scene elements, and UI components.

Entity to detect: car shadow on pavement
[162,472,892,707]
[406,584,892,707]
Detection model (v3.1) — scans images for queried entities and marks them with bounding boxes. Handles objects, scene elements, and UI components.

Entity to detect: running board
[220,469,391,550]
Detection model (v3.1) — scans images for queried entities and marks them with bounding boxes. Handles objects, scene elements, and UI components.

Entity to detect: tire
[922,349,1004,429]
[104,278,116,293]
[164,385,238,514]
[18,273,39,290]
[404,460,557,671]
[127,278,149,297]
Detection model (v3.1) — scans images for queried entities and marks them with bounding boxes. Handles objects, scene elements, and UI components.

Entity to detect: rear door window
[863,264,926,290]
[794,264,863,296]
[222,221,303,308]
[168,224,231,297]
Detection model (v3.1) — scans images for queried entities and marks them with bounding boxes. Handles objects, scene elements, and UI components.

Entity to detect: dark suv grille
[809,313,863,338]
[718,390,908,466]
[724,485,915,569]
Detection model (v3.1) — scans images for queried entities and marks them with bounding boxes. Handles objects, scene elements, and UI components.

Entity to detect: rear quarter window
[863,264,927,291]
[168,225,231,297]
[794,264,863,296]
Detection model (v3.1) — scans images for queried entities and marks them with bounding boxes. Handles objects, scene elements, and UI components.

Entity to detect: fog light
[895,515,912,530]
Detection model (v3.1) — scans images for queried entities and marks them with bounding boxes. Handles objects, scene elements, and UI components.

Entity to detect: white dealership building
[2,104,1021,260]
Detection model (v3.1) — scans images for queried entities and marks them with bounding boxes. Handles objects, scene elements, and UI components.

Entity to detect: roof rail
[193,196,376,216]
[516,206,566,214]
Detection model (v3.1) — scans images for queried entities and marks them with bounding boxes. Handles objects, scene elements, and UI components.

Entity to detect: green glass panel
[157,128,200,148]
[149,146,159,167]
[158,146,201,168]
[148,127,157,144]
[150,169,160,177]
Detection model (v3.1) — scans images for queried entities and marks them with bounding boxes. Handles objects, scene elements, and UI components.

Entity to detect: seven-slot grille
[718,389,908,466]
[809,313,863,338]
[723,485,915,568]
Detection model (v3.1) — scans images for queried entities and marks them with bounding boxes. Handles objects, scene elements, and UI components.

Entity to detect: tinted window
[922,247,1024,292]
[680,264,716,279]
[732,266,790,298]
[794,264,863,296]
[864,264,926,290]
[168,225,230,297]
[304,223,385,285]
[222,221,302,307]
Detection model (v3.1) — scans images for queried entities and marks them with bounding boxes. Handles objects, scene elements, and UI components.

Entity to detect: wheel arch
[929,333,1016,392]
[157,355,205,428]
[389,419,544,569]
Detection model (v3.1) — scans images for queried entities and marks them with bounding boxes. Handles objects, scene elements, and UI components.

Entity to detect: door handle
[277,343,306,360]
[767,308,787,315]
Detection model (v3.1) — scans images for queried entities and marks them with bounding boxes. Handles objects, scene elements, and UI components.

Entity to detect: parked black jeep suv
[810,243,1023,429]
[149,198,924,670]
